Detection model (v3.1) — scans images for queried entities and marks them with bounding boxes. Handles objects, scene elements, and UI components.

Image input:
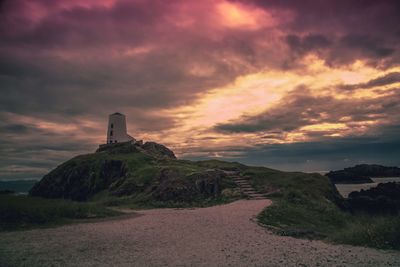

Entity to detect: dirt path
[1,199,399,266]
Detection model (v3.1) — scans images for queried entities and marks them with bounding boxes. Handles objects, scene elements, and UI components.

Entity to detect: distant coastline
[0,180,38,193]
[335,177,400,198]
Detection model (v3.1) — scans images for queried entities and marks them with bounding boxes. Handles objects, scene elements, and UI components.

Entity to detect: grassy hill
[242,167,400,250]
[29,142,241,207]
[5,141,399,249]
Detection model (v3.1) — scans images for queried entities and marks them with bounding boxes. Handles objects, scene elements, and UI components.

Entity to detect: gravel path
[1,199,399,266]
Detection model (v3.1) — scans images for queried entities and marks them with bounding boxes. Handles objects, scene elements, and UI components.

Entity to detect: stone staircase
[225,171,266,200]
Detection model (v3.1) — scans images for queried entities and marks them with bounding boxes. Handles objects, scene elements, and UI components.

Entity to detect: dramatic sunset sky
[1,0,400,180]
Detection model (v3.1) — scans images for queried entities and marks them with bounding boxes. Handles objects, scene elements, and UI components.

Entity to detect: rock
[325,164,400,184]
[96,140,176,160]
[30,158,128,201]
[141,142,176,159]
[151,169,224,202]
[96,141,139,154]
[346,182,400,215]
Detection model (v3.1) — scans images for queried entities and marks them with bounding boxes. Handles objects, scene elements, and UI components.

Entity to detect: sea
[0,180,38,194]
[335,177,400,198]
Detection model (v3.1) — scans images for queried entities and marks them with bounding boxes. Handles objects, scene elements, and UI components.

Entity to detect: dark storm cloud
[0,114,99,180]
[185,134,400,172]
[215,86,400,134]
[0,0,169,48]
[341,72,400,90]
[234,136,400,172]
[241,0,400,67]
[0,0,397,123]
[286,34,331,55]
[1,124,29,134]
[284,33,397,68]
[240,0,400,33]
[0,0,263,121]
[340,34,394,58]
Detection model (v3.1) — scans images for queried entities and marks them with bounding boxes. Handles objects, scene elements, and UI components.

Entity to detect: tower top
[111,112,123,116]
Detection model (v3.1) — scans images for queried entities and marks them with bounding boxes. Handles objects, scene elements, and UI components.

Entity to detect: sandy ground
[1,199,400,267]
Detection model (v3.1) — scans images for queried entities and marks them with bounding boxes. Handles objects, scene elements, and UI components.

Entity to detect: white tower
[106,112,134,144]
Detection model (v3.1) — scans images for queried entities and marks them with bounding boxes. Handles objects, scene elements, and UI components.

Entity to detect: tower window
[110,130,113,136]
[111,123,114,129]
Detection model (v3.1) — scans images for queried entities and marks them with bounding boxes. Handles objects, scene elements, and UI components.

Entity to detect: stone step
[243,190,263,196]
[241,188,256,191]
[236,182,250,185]
[229,174,267,199]
[240,189,254,192]
[235,182,249,185]
[235,180,251,184]
[233,179,249,182]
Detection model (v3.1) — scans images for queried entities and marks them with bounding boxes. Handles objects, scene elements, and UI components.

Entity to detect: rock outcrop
[141,142,176,160]
[346,182,400,215]
[96,140,176,159]
[326,164,400,184]
[30,158,128,201]
[151,169,224,202]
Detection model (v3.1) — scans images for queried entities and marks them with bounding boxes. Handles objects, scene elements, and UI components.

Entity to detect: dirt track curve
[1,199,399,266]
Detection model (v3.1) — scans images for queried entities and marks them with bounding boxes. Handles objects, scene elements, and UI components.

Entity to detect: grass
[0,194,120,231]
[14,145,400,250]
[330,215,400,250]
[247,166,400,250]
[16,153,243,233]
[91,187,242,210]
[258,198,347,239]
[259,199,400,249]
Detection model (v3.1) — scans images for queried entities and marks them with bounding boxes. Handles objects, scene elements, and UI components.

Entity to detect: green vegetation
[30,143,242,206]
[92,192,239,210]
[0,194,120,231]
[7,141,400,249]
[2,148,243,232]
[244,166,400,250]
[330,215,400,249]
[89,160,241,209]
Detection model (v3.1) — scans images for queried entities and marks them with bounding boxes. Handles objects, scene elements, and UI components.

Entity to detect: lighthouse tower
[106,112,135,144]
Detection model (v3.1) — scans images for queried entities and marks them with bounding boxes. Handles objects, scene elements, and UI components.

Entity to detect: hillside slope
[30,141,238,205]
[24,141,400,249]
[30,141,341,208]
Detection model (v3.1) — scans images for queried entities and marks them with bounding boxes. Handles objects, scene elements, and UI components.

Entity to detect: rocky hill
[30,140,342,210]
[326,164,400,184]
[29,141,236,203]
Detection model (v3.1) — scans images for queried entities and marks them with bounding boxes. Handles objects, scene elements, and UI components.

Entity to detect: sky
[1,0,400,180]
